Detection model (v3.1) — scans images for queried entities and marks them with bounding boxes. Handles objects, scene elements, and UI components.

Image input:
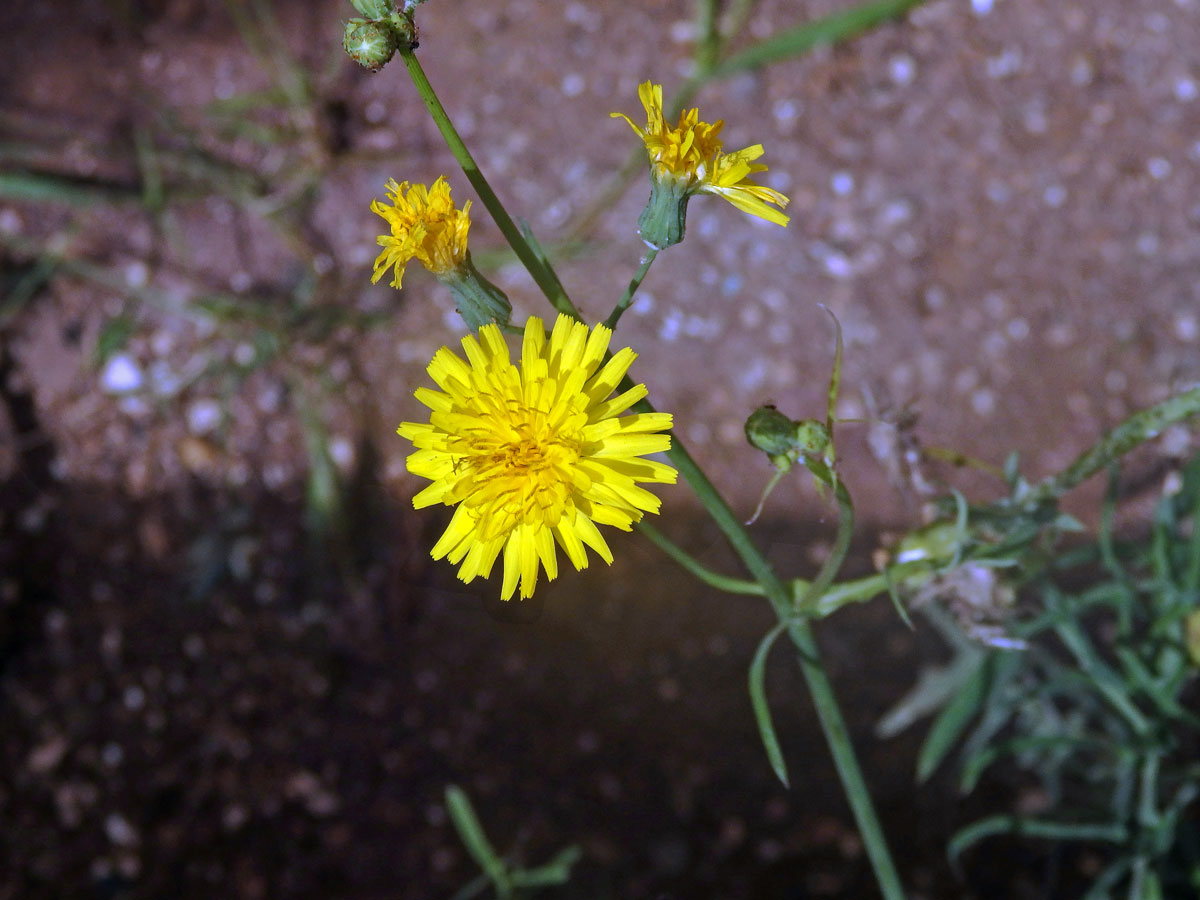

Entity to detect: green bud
[746,406,831,467]
[350,0,394,18]
[792,419,831,458]
[636,175,690,250]
[343,19,398,70]
[745,405,800,459]
[891,522,963,567]
[441,253,512,331]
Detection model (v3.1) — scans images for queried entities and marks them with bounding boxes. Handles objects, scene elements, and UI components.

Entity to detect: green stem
[694,0,722,73]
[645,413,906,900]
[604,248,658,330]
[399,47,577,321]
[796,479,855,612]
[706,0,929,79]
[1128,754,1161,900]
[1028,385,1200,506]
[637,519,764,596]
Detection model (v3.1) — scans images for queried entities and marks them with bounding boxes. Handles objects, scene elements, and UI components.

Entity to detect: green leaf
[948,815,1127,870]
[959,734,1107,794]
[445,785,512,898]
[916,654,988,782]
[94,314,137,365]
[509,845,582,887]
[748,621,790,787]
[710,0,930,77]
[820,304,843,440]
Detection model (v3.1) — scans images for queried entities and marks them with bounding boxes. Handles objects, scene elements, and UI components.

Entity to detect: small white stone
[888,54,916,86]
[971,388,996,416]
[0,208,22,234]
[772,99,798,123]
[105,813,139,847]
[830,171,855,196]
[364,100,386,123]
[329,435,355,470]
[1147,157,1172,180]
[1007,317,1030,340]
[101,355,142,393]
[187,399,222,435]
[1043,184,1068,207]
[1175,78,1198,102]
[970,0,994,14]
[631,291,655,315]
[561,73,585,97]
[124,261,148,288]
[123,685,146,711]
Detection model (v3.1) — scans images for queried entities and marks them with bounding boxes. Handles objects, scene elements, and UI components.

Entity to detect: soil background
[1,0,1199,898]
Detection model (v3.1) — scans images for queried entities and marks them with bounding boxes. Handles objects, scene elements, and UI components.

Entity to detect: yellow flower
[612,80,790,243]
[399,314,677,600]
[371,176,472,289]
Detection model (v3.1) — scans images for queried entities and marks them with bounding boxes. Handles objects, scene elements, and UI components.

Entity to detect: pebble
[105,813,139,847]
[101,355,142,393]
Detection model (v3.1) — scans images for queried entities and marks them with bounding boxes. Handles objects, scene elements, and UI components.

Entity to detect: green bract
[343,19,397,71]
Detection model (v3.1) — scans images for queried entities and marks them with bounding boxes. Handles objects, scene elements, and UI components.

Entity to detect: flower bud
[343,19,398,71]
[745,405,801,461]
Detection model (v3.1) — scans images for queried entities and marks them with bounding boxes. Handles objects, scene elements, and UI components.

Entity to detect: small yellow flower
[612,80,790,241]
[399,314,677,600]
[371,176,472,289]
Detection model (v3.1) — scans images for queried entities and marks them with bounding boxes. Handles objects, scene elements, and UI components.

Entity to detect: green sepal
[441,253,512,331]
[637,174,691,250]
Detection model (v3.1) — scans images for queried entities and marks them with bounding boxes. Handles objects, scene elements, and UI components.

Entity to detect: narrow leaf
[748,621,790,787]
[712,0,930,77]
[948,815,1127,869]
[916,655,988,782]
[445,785,512,898]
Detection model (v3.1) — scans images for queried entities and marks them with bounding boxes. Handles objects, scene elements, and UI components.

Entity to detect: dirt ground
[2,0,1199,897]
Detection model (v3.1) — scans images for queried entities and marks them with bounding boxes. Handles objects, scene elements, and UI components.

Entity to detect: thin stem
[796,478,855,612]
[643,408,906,900]
[1128,754,1161,900]
[604,248,658,330]
[1028,385,1200,506]
[706,0,929,80]
[694,0,722,73]
[398,47,578,321]
[637,519,764,596]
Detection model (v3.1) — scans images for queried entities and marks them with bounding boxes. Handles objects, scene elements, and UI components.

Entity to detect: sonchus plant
[341,3,1200,897]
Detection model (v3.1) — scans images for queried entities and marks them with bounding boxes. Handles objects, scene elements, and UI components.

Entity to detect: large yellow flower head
[371,176,471,289]
[612,81,790,246]
[399,315,677,600]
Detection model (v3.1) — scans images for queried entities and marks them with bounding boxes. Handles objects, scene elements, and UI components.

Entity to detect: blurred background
[2,0,1198,897]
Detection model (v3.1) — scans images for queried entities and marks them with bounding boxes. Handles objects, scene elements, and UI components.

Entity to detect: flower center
[459,403,583,539]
